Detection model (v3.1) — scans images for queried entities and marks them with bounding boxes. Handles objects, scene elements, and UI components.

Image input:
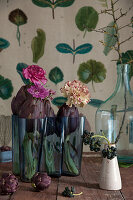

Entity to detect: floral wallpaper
[0,0,133,149]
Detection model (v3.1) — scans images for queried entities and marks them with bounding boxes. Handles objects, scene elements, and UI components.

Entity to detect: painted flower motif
[27,84,55,100]
[60,80,91,107]
[23,65,47,85]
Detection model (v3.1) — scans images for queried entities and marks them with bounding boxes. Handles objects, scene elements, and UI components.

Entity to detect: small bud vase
[99,145,122,190]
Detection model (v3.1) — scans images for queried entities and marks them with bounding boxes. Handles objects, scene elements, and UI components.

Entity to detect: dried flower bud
[32,172,51,191]
[0,173,18,194]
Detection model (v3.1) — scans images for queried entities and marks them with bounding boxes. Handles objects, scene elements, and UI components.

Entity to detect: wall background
[0,0,133,150]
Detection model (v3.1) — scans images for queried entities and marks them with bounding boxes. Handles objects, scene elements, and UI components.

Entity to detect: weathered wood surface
[0,155,133,200]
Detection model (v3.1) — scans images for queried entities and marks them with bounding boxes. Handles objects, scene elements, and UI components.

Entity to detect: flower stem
[73,192,83,196]
[92,135,110,146]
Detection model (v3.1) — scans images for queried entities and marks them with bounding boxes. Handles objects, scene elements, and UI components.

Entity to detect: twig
[120,35,133,45]
[111,0,122,62]
[116,4,133,21]
[111,59,118,62]
[99,40,118,51]
[114,8,119,12]
[115,85,127,144]
[114,0,119,5]
[118,22,132,30]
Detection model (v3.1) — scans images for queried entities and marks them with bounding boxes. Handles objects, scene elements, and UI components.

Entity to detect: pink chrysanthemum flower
[27,84,55,100]
[60,80,91,107]
[23,65,47,85]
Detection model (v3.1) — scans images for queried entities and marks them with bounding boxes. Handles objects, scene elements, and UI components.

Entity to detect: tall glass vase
[95,64,133,163]
[12,116,62,182]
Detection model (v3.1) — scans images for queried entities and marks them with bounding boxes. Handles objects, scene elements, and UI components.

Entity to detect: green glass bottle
[95,64,133,163]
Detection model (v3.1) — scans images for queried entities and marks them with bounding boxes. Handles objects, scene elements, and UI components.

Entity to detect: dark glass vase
[95,64,133,163]
[12,116,62,182]
[61,116,85,176]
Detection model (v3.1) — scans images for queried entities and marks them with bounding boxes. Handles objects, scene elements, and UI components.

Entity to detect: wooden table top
[0,154,133,200]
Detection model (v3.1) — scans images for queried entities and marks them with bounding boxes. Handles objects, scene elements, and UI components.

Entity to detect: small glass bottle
[95,64,133,163]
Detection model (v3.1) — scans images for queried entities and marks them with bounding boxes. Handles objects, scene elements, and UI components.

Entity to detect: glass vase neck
[113,64,132,95]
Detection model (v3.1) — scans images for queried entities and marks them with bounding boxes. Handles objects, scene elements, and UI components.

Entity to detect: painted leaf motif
[77,59,106,90]
[32,0,75,19]
[103,21,117,56]
[75,43,93,55]
[8,8,27,26]
[0,75,13,99]
[56,43,73,54]
[88,98,104,108]
[117,50,133,80]
[0,38,10,51]
[54,0,75,8]
[31,29,46,63]
[8,9,27,46]
[49,67,64,84]
[52,96,67,107]
[75,6,99,37]
[16,63,30,84]
[32,0,52,7]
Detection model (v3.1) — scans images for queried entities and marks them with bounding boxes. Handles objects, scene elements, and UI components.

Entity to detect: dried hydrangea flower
[60,80,91,107]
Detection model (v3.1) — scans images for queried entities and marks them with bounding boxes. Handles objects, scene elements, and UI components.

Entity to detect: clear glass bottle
[95,64,133,163]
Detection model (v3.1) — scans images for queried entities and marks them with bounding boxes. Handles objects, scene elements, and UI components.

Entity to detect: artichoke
[0,173,18,194]
[11,85,55,118]
[32,172,51,191]
[57,103,79,133]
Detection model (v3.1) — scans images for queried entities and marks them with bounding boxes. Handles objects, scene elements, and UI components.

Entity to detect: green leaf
[23,132,38,180]
[64,135,79,175]
[0,38,10,50]
[31,29,46,63]
[117,50,133,80]
[0,75,13,99]
[88,98,104,108]
[32,0,75,19]
[52,96,67,107]
[77,59,106,90]
[75,6,99,37]
[49,66,64,84]
[103,21,117,56]
[119,162,133,168]
[8,8,27,26]
[56,43,73,54]
[43,137,55,174]
[54,0,75,8]
[32,0,52,8]
[8,9,27,46]
[16,63,30,84]
[56,42,93,63]
[75,43,93,55]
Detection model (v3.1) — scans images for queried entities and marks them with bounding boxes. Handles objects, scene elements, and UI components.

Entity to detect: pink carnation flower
[23,65,47,85]
[60,80,91,107]
[27,84,55,100]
